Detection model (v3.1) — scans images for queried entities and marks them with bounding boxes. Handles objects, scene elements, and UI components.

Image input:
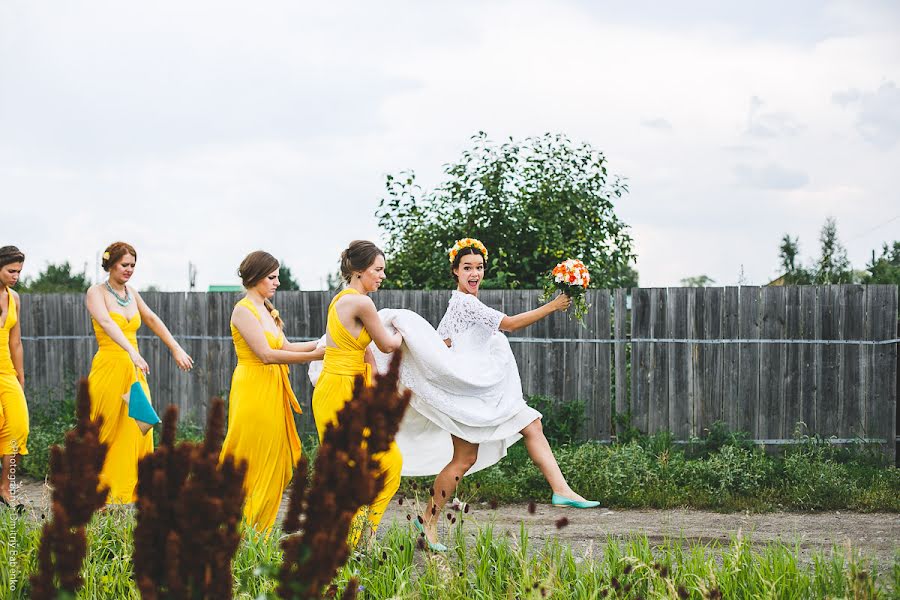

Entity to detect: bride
[310,238,604,550]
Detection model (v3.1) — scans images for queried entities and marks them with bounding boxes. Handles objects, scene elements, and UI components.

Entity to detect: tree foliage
[278,260,301,291]
[20,262,91,293]
[813,217,853,284]
[680,275,716,287]
[376,132,635,290]
[776,218,899,286]
[777,234,813,284]
[863,241,900,285]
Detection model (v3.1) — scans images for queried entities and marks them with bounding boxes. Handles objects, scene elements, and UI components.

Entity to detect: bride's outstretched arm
[499,294,571,332]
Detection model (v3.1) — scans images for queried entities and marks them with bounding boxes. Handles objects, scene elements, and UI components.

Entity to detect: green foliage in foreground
[0,510,895,599]
[402,432,900,513]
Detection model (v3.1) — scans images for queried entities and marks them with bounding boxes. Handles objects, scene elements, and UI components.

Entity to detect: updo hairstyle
[101,242,137,271]
[339,240,384,284]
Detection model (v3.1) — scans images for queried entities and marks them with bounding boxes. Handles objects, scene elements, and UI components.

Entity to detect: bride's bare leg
[423,435,477,542]
[520,419,587,501]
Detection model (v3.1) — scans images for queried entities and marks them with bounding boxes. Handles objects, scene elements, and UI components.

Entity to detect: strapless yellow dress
[311,288,402,537]
[0,288,29,456]
[220,297,302,532]
[88,311,153,504]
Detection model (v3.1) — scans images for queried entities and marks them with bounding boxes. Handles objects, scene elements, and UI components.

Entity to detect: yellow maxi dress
[312,288,402,536]
[0,288,29,457]
[220,298,303,532]
[88,311,153,504]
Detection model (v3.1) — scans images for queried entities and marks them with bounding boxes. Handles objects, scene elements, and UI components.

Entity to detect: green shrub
[20,397,76,480]
[525,394,585,445]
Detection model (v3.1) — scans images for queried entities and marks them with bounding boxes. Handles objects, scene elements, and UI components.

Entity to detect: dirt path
[14,478,898,568]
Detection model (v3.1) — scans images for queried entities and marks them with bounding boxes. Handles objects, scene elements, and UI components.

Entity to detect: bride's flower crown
[448,238,488,264]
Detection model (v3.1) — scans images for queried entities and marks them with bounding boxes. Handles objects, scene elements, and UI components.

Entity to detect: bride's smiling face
[454,253,484,295]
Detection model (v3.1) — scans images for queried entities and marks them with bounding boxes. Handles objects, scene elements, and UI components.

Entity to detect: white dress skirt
[309,291,541,476]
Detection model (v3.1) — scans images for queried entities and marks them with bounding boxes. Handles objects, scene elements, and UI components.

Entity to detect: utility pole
[188,261,197,292]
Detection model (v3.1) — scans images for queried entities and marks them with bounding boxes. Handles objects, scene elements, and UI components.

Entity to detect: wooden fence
[19,286,898,458]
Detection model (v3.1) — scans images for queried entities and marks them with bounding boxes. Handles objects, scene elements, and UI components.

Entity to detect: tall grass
[1,510,895,598]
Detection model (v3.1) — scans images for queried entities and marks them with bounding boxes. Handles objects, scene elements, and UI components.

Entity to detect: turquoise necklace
[105,281,132,307]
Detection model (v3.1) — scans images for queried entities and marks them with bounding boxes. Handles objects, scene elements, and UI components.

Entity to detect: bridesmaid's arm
[232,306,323,364]
[356,297,402,353]
[281,339,325,361]
[9,291,24,388]
[499,294,571,332]
[85,286,150,374]
[281,339,320,352]
[134,290,193,371]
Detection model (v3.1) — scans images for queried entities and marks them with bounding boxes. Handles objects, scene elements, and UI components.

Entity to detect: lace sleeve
[437,292,505,340]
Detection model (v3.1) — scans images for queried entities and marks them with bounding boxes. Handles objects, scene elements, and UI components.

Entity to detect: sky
[2,0,899,291]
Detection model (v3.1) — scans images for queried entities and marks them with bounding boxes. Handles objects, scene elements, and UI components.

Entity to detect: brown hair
[238,250,284,328]
[101,241,137,271]
[0,246,25,269]
[451,246,486,281]
[340,240,384,283]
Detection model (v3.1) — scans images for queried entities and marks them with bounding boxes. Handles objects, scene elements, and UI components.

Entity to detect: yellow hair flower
[448,238,488,263]
[102,251,110,260]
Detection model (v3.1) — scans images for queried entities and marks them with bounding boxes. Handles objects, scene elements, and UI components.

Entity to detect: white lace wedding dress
[309,290,541,476]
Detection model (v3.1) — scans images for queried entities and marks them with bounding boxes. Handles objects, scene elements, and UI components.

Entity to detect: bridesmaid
[219,250,324,532]
[0,246,28,508]
[312,240,404,546]
[85,241,193,503]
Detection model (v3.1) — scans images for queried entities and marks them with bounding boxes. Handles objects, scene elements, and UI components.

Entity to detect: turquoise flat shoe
[551,493,603,509]
[413,518,448,552]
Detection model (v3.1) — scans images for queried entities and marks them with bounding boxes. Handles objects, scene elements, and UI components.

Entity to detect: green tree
[324,271,343,292]
[863,241,900,285]
[777,234,813,284]
[813,217,854,284]
[278,261,301,291]
[680,275,715,287]
[376,132,635,290]
[20,262,90,293]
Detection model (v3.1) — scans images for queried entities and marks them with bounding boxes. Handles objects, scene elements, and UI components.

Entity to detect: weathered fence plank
[631,288,651,433]
[738,287,761,437]
[613,288,628,427]
[721,287,741,430]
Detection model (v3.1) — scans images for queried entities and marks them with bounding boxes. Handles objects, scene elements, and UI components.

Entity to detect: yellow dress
[220,298,302,532]
[88,311,153,504]
[312,288,403,536]
[0,288,29,456]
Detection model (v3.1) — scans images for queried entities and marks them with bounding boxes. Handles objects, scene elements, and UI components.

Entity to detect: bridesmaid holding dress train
[219,250,324,532]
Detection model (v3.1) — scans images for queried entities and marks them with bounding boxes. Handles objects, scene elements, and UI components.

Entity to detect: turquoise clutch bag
[125,380,160,434]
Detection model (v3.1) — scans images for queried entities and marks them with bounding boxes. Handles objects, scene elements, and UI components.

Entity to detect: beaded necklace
[105,281,132,307]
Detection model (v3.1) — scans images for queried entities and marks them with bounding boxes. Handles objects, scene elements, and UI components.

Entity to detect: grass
[0,510,895,599]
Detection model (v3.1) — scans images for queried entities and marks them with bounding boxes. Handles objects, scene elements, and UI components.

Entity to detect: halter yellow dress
[312,288,402,536]
[0,288,29,456]
[88,310,153,504]
[220,298,303,532]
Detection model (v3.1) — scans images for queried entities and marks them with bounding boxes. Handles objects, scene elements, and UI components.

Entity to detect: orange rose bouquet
[540,258,591,324]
